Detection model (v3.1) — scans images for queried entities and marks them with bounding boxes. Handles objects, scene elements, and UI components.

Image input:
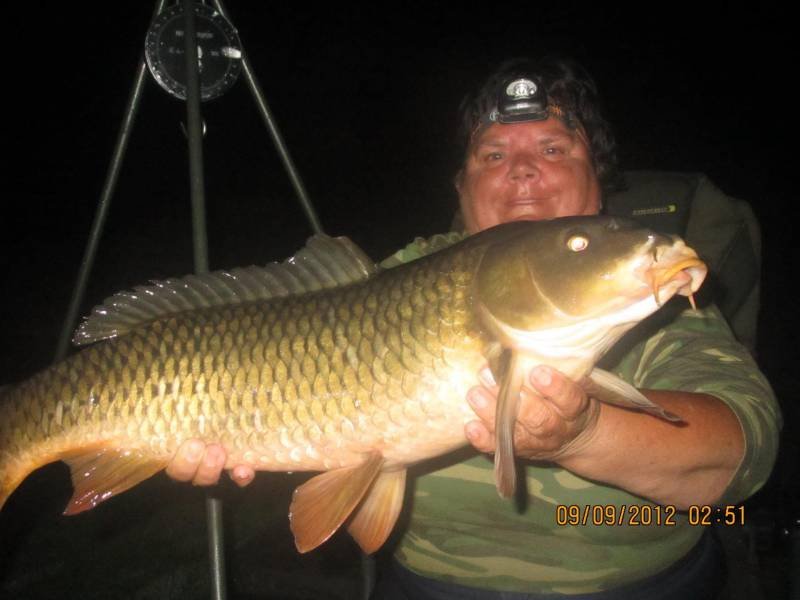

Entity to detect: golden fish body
[0,217,707,552]
[0,237,484,492]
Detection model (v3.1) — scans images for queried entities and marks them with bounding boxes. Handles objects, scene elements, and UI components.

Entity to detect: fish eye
[567,234,589,252]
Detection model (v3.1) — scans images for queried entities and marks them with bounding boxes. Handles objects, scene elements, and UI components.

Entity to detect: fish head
[473,216,707,498]
[474,216,707,364]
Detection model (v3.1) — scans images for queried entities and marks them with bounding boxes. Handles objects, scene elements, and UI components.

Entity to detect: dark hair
[457,56,624,193]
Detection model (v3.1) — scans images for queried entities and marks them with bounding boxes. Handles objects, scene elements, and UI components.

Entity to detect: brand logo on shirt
[631,204,677,216]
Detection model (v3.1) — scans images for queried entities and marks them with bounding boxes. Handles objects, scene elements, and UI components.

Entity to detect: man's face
[457,118,602,233]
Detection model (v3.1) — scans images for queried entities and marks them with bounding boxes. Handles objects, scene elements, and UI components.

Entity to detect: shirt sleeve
[380,232,468,269]
[614,304,781,505]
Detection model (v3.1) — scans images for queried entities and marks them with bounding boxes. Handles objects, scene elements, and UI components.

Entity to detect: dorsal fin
[73,235,377,346]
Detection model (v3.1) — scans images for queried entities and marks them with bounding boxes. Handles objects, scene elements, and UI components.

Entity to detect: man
[166,58,780,598]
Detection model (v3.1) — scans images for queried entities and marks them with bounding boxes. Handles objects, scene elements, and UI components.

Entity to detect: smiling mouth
[508,197,544,205]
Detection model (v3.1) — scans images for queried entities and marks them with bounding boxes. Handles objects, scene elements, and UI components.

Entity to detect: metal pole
[183,0,210,276]
[54,0,168,362]
[181,2,227,599]
[212,0,324,235]
[361,551,376,600]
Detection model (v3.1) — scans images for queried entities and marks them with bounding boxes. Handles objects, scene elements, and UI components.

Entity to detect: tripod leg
[211,0,325,236]
[54,0,167,361]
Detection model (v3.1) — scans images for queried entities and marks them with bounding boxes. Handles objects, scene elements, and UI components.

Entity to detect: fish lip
[641,243,708,303]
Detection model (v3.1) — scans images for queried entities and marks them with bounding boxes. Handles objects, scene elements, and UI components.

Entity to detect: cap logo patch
[505,78,538,99]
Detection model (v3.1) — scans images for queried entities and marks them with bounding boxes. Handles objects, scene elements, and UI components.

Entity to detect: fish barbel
[0,217,706,553]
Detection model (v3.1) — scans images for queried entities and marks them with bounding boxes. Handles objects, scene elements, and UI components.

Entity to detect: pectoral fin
[347,468,407,554]
[62,445,167,515]
[493,350,528,498]
[484,341,504,382]
[585,368,683,423]
[289,451,383,553]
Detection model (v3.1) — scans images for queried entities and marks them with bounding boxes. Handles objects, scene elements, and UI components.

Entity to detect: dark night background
[1,3,795,599]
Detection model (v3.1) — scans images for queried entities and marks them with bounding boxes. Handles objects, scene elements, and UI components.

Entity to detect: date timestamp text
[556,504,745,527]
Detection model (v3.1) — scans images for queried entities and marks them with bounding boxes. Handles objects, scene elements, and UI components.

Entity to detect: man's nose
[508,153,540,180]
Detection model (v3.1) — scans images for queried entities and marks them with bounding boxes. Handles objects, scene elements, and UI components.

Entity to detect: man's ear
[454,169,464,194]
[452,170,467,232]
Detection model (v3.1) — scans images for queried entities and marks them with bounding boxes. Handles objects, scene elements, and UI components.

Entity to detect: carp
[0,217,706,553]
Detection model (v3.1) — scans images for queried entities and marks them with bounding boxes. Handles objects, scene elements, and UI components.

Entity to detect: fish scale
[0,217,706,553]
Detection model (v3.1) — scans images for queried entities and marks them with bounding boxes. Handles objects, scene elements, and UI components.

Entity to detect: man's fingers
[465,420,495,453]
[230,465,256,487]
[467,386,495,425]
[529,366,586,420]
[167,440,256,487]
[466,387,497,451]
[466,364,598,461]
[166,439,205,482]
[517,386,552,432]
[165,440,227,486]
[192,444,227,486]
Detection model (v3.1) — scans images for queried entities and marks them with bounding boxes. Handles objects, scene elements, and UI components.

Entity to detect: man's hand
[464,365,600,462]
[165,440,256,487]
[465,363,746,507]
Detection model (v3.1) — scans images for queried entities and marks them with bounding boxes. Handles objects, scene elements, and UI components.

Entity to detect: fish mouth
[645,248,707,309]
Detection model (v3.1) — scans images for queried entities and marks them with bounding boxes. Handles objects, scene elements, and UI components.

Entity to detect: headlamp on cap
[489,77,550,123]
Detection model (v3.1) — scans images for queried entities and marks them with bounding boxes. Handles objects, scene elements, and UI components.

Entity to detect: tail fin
[0,385,167,514]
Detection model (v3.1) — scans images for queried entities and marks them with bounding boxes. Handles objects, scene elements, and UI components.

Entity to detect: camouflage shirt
[380,232,780,595]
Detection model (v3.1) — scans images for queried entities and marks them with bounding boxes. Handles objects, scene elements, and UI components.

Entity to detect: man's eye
[544,146,566,156]
[484,152,503,162]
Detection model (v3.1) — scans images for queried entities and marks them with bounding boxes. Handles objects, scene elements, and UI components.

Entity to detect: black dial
[145,3,242,101]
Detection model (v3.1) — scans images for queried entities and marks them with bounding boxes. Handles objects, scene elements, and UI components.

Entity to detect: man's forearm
[558,390,745,509]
